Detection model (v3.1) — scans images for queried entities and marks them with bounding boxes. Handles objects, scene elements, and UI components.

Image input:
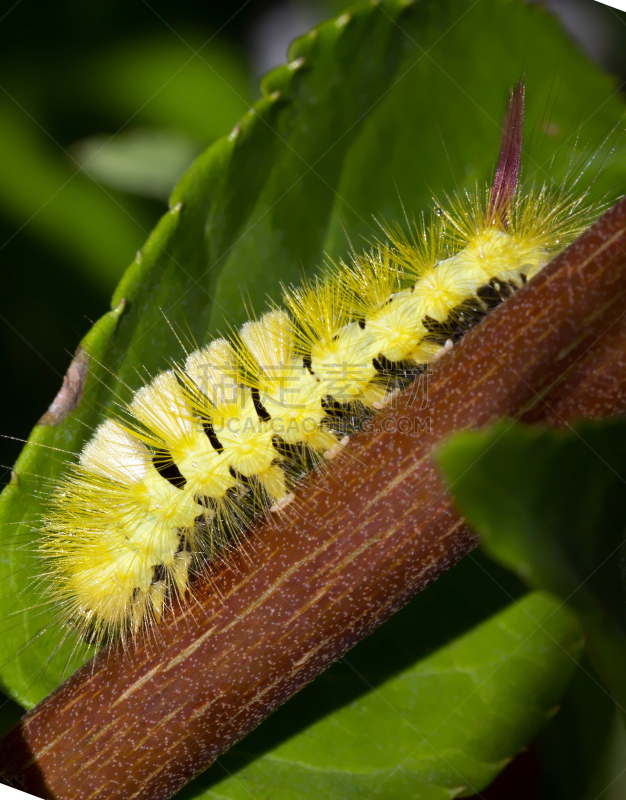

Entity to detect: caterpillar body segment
[238,310,337,450]
[43,419,203,636]
[40,83,607,646]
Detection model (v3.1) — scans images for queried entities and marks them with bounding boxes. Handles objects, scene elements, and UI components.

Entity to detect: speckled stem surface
[2,197,626,800]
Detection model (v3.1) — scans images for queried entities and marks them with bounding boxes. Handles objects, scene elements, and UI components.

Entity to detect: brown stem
[2,197,626,800]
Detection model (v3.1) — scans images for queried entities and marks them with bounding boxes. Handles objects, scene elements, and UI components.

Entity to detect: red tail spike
[488,80,525,229]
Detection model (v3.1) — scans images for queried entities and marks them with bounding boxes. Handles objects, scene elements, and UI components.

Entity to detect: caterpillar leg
[323,435,350,460]
[269,493,296,513]
[257,463,288,501]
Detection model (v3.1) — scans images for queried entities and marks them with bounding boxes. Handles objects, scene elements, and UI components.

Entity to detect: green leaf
[181,593,582,800]
[2,0,626,710]
[437,420,626,720]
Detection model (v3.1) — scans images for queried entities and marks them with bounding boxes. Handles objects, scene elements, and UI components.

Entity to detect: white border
[0,786,39,800]
[594,0,626,11]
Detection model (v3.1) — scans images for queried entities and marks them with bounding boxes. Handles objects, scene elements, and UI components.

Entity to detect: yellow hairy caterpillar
[38,82,605,649]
